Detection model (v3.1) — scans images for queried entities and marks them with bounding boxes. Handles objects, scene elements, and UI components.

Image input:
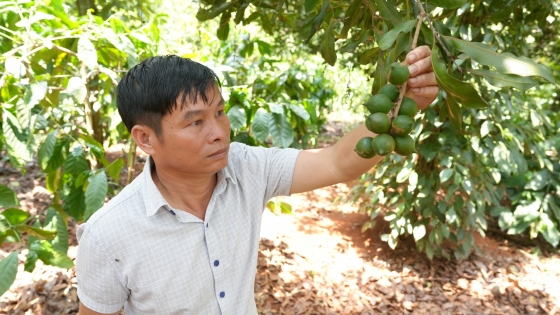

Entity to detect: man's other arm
[290,46,439,194]
[79,302,120,315]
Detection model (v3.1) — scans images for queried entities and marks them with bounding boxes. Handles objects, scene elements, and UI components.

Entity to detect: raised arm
[290,46,439,194]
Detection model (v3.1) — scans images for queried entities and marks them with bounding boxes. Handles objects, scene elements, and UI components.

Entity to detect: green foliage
[0,185,19,208]
[0,251,19,297]
[0,0,161,295]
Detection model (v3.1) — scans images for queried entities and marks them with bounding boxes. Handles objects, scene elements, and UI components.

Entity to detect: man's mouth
[209,147,228,157]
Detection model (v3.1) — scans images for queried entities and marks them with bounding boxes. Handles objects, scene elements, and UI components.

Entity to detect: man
[76,46,438,314]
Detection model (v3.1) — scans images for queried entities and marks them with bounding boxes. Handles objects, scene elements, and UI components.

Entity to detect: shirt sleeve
[76,223,128,314]
[232,143,300,201]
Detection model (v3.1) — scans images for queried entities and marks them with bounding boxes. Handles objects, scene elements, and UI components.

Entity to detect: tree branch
[393,13,424,118]
[413,0,456,65]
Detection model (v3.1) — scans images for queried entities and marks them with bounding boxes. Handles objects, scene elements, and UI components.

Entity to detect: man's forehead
[176,84,223,108]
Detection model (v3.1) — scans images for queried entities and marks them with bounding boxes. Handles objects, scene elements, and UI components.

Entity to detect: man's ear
[131,125,158,156]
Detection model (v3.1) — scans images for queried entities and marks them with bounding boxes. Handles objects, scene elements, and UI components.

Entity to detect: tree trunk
[76,0,96,16]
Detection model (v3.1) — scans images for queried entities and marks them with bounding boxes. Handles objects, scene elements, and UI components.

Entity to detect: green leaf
[396,167,412,183]
[232,132,256,146]
[507,221,530,235]
[67,77,87,103]
[251,108,270,143]
[320,23,336,66]
[64,146,89,175]
[106,158,124,182]
[378,19,416,50]
[425,242,434,259]
[80,135,105,161]
[289,104,310,121]
[260,13,273,35]
[0,185,19,208]
[0,251,19,296]
[269,113,294,148]
[196,2,234,21]
[439,169,454,183]
[373,0,403,26]
[547,196,560,222]
[255,40,272,55]
[514,200,541,222]
[306,0,329,42]
[51,212,69,253]
[1,209,28,225]
[490,3,519,22]
[339,29,371,53]
[440,224,450,238]
[340,0,363,39]
[266,199,293,215]
[304,0,320,12]
[217,12,231,40]
[78,36,98,69]
[413,225,426,240]
[432,46,489,109]
[443,36,555,83]
[357,47,380,65]
[446,209,457,223]
[469,69,537,91]
[2,111,33,166]
[445,95,462,131]
[386,31,412,64]
[29,240,73,268]
[540,214,559,247]
[24,82,48,108]
[63,185,86,221]
[38,131,58,171]
[525,170,549,191]
[480,120,492,138]
[18,226,56,240]
[44,136,69,173]
[85,171,108,221]
[428,0,467,9]
[24,250,38,273]
[227,106,246,131]
[371,52,386,94]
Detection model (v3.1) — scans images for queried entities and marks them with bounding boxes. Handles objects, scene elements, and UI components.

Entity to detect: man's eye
[216,110,224,116]
[192,120,203,126]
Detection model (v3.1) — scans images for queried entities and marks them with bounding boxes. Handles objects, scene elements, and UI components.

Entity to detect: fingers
[407,72,437,88]
[405,85,439,100]
[408,56,433,78]
[406,46,432,64]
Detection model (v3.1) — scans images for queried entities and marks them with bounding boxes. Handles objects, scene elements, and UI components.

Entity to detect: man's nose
[207,118,229,143]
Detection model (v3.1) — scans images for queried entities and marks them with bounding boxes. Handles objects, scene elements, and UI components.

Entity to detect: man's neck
[151,162,217,220]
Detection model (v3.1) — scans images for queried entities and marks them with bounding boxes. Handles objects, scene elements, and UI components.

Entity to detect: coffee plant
[0,0,163,296]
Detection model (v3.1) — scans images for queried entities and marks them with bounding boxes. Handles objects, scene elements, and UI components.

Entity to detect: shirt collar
[141,155,235,218]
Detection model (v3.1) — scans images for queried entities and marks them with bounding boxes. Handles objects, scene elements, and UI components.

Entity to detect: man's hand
[404,46,439,110]
[289,46,439,195]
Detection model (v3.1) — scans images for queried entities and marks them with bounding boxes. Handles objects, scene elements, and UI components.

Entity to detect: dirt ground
[1,122,560,314]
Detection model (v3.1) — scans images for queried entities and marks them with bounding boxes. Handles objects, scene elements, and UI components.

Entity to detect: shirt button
[206,223,208,228]
[214,260,219,267]
[219,291,225,298]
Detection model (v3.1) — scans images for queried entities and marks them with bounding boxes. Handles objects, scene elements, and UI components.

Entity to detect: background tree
[193,0,559,260]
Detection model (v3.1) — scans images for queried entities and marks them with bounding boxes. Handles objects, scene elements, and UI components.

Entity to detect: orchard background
[0,0,559,314]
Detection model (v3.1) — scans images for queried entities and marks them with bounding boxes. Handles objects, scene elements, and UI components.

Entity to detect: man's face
[151,85,231,176]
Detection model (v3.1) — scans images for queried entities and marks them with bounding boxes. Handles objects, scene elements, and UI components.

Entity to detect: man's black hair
[116,55,221,137]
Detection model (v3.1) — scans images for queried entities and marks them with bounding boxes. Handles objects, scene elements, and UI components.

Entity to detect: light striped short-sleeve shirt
[76,142,300,314]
